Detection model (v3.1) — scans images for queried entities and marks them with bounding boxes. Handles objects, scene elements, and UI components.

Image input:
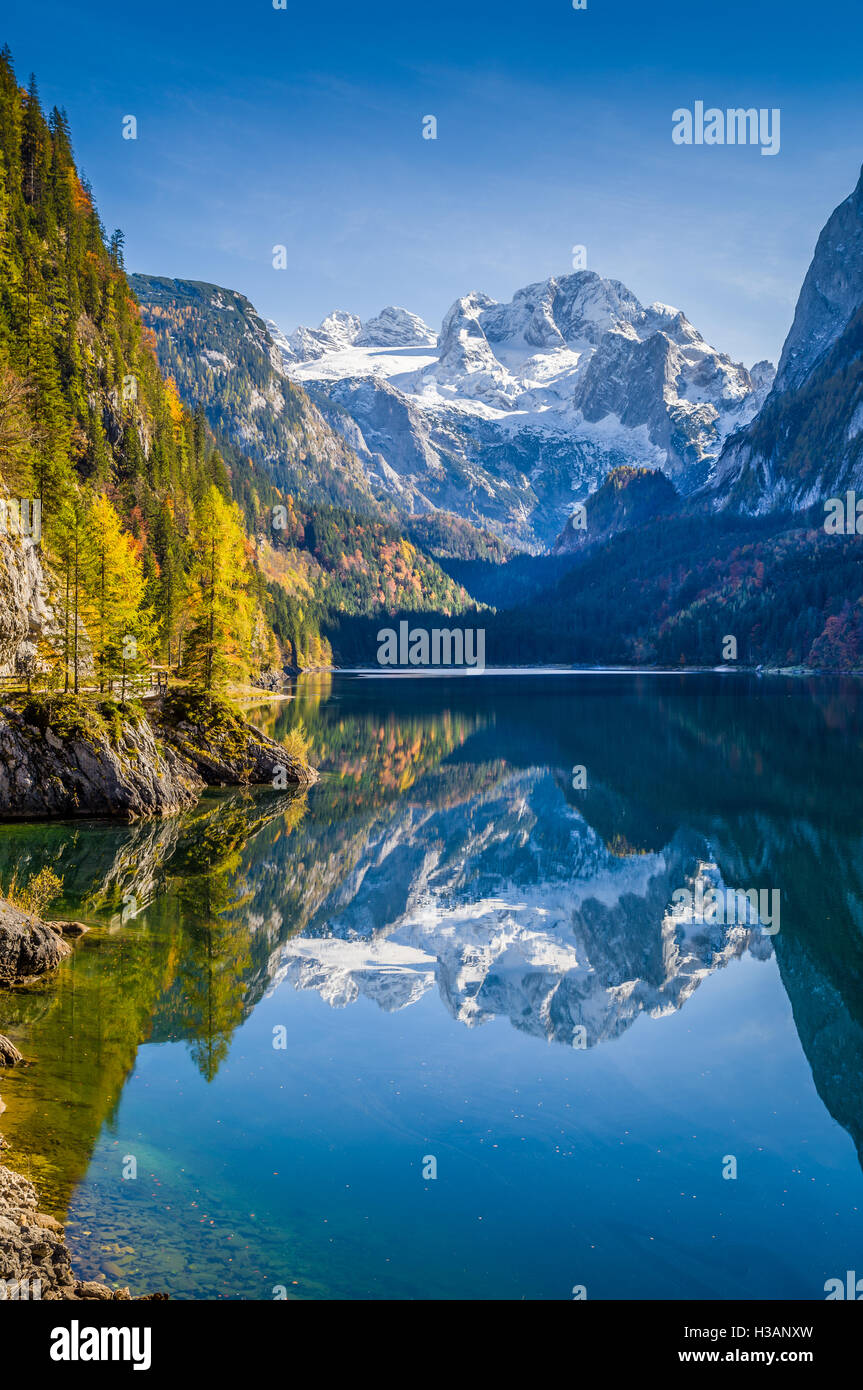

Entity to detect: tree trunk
[63,559,70,693]
[206,534,215,691]
[73,527,79,695]
[99,550,105,692]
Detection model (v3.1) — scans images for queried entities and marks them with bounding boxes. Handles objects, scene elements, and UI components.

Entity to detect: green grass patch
[13,693,145,747]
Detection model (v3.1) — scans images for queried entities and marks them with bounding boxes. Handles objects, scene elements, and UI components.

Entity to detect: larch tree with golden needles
[85,492,152,697]
[182,484,255,692]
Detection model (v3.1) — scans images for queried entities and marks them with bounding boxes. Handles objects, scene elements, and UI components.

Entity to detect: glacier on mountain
[274,272,774,547]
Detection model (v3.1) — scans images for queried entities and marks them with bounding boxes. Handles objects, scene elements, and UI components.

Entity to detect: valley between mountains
[124,165,863,674]
[1,51,863,699]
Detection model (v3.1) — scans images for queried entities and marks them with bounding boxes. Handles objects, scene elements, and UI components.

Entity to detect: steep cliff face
[711,165,863,513]
[775,167,863,395]
[0,535,50,675]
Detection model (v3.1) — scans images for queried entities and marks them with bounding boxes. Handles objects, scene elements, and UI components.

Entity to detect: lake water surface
[1,672,863,1299]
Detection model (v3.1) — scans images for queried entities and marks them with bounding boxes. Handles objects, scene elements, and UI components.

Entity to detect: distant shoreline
[335,665,863,678]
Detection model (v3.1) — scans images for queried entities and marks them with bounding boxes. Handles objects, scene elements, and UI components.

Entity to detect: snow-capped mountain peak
[284,309,362,361]
[269,267,774,547]
[281,305,435,361]
[357,305,436,347]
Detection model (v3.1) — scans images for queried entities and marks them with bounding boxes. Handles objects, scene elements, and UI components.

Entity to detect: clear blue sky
[4,0,862,365]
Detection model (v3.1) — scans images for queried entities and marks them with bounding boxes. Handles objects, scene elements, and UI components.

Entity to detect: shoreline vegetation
[0,898,165,1298]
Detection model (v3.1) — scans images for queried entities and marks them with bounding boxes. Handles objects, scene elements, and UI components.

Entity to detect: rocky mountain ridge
[709,165,863,513]
[129,275,385,517]
[273,305,437,360]
[276,271,774,546]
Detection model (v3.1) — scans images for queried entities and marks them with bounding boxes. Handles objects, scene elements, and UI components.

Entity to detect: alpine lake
[1,671,862,1301]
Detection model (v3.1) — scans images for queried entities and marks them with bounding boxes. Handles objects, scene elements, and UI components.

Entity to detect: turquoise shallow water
[2,672,863,1299]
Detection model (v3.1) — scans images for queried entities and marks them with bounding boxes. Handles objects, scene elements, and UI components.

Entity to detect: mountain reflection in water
[1,672,862,1299]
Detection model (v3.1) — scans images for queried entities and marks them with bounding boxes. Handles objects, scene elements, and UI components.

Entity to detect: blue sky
[4,0,862,365]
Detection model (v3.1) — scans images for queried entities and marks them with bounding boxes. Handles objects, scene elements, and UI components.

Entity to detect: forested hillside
[0,47,282,688]
[259,502,473,668]
[0,48,472,685]
[129,274,384,516]
[481,504,863,669]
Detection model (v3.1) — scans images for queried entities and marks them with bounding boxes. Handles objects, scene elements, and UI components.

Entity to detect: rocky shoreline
[0,900,166,1299]
[0,899,72,987]
[0,688,316,822]
[0,1162,167,1300]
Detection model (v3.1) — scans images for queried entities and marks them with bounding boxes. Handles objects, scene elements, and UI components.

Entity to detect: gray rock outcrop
[0,693,316,822]
[0,899,71,986]
[0,703,205,821]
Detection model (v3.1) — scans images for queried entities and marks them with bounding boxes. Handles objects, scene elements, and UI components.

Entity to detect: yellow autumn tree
[182,485,256,692]
[85,492,152,696]
[164,376,185,436]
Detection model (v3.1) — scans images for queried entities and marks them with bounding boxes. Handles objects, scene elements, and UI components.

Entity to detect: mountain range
[132,165,863,565]
[132,270,775,551]
[4,36,863,677]
[276,166,863,553]
[276,272,775,548]
[127,163,863,670]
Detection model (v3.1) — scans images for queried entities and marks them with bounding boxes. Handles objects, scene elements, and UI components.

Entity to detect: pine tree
[150,496,184,665]
[47,489,95,693]
[0,361,37,491]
